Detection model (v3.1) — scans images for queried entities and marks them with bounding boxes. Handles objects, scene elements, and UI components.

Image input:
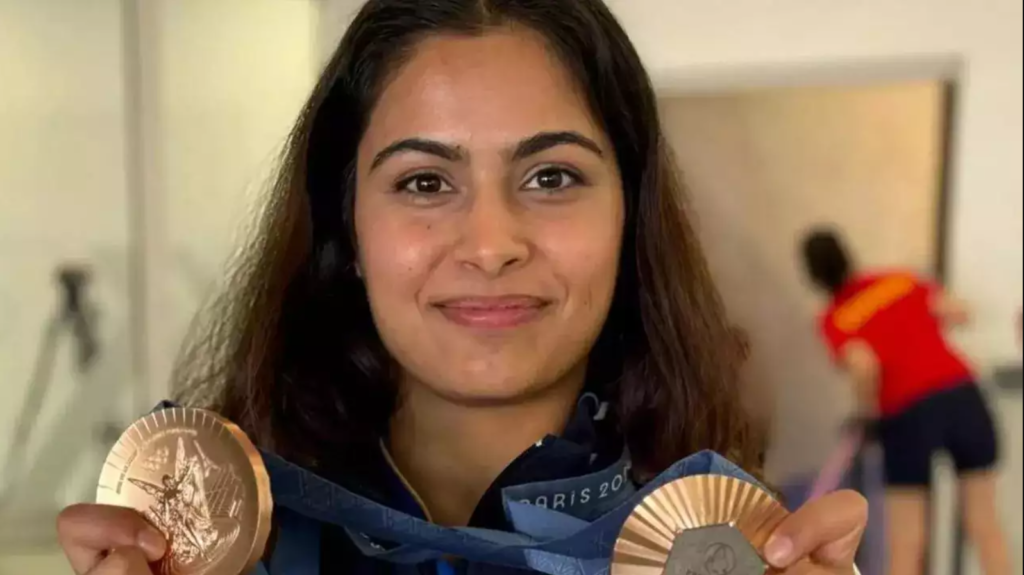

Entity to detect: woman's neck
[386,376,584,526]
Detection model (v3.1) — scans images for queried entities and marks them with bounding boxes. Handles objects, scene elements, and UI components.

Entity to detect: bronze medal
[97,407,272,575]
[611,475,788,575]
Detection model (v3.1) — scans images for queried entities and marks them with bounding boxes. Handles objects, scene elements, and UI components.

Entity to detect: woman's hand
[763,490,868,574]
[56,504,166,574]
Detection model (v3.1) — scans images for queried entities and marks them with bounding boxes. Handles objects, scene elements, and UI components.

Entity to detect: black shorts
[878,383,999,487]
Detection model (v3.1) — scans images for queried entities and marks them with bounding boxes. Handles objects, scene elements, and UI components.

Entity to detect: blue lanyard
[263,449,761,574]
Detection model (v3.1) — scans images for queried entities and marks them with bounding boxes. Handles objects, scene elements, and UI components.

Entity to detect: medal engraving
[97,408,272,575]
[664,525,764,575]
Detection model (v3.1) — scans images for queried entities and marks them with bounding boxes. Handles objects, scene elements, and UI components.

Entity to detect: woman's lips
[433,296,551,329]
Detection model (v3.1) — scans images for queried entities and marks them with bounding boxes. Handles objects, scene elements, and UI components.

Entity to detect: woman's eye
[523,167,581,192]
[398,174,453,195]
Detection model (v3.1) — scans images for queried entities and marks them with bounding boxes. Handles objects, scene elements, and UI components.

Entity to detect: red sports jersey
[820,272,972,417]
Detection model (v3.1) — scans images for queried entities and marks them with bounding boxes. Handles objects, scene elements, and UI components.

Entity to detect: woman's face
[354,29,624,403]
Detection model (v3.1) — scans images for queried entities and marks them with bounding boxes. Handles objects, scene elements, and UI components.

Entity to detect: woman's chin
[420,370,561,407]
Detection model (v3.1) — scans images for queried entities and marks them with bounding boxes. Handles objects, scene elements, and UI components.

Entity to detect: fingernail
[137,527,167,558]
[765,535,793,567]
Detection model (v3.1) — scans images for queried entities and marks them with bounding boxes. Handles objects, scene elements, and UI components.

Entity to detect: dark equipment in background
[1,264,100,499]
[58,267,100,368]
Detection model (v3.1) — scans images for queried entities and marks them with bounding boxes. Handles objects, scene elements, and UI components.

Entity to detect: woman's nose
[453,192,531,277]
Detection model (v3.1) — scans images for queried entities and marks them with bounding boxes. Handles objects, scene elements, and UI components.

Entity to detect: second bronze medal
[611,475,788,575]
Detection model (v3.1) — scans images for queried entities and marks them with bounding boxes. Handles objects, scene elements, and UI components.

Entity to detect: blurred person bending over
[800,228,1011,575]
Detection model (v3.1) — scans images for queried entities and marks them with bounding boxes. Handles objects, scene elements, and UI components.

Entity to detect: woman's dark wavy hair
[175,0,761,479]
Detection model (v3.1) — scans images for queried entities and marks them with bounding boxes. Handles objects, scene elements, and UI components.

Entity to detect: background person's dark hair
[174,0,762,480]
[801,228,853,295]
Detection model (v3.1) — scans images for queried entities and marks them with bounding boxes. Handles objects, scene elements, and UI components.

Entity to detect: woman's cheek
[543,210,621,271]
[361,215,446,297]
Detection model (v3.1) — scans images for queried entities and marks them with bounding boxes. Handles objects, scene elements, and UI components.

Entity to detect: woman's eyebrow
[370,138,466,171]
[511,131,604,161]
[369,130,603,172]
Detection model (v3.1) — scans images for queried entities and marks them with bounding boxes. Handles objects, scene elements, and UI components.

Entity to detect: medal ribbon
[261,449,760,574]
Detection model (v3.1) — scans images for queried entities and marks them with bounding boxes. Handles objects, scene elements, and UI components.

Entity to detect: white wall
[0,0,136,517]
[142,0,318,397]
[316,0,363,67]
[1,0,317,560]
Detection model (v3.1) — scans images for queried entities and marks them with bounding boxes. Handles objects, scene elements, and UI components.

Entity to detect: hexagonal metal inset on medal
[663,524,766,575]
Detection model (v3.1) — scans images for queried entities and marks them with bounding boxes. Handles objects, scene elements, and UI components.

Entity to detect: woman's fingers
[86,547,153,575]
[763,490,868,570]
[57,504,166,574]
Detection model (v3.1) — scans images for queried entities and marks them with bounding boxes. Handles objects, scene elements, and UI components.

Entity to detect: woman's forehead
[361,29,607,153]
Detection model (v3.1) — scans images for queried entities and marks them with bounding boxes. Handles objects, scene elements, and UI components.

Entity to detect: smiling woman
[54,1,867,574]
